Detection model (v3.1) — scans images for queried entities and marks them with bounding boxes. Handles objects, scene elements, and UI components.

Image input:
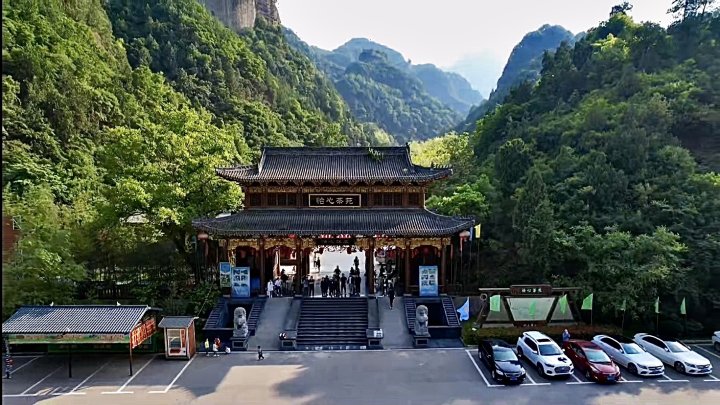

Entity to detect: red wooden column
[404,239,411,295]
[295,238,302,295]
[366,238,375,296]
[259,238,266,296]
[439,238,446,294]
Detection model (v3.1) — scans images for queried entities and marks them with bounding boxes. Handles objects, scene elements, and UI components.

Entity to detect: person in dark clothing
[309,276,315,297]
[257,346,264,361]
[340,273,347,297]
[387,282,396,309]
[355,274,362,296]
[334,265,341,278]
[354,256,360,269]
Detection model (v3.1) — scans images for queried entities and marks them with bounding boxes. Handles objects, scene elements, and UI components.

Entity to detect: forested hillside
[0,0,387,316]
[418,10,720,334]
[457,24,576,132]
[285,32,482,141]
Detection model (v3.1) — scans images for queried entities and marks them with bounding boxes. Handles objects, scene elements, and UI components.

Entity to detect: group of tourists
[267,269,293,297]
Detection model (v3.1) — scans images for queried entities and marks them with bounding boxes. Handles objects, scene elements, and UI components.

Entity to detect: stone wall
[199,0,280,33]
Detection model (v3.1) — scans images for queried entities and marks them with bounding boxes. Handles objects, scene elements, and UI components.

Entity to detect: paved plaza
[3,345,720,404]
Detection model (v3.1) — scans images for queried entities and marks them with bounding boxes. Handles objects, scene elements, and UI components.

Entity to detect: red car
[562,340,621,383]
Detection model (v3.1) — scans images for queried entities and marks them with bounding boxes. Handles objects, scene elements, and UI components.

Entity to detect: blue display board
[219,262,232,288]
[419,265,439,296]
[231,267,251,297]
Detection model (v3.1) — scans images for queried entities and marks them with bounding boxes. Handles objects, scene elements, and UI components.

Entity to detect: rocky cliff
[199,0,279,32]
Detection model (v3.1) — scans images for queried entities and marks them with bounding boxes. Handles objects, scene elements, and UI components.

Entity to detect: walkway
[247,297,292,350]
[378,296,413,349]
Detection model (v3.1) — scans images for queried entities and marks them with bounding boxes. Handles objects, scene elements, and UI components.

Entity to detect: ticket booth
[158,316,196,360]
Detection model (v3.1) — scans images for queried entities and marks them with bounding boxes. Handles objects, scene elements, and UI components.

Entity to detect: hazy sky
[279,0,674,89]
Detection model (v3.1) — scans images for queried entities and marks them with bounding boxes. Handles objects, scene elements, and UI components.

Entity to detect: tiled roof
[1,305,150,334]
[216,147,452,184]
[158,316,195,329]
[192,208,474,237]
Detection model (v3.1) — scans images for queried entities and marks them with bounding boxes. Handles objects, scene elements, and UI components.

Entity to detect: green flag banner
[654,297,660,314]
[558,294,568,315]
[489,294,501,312]
[620,299,626,311]
[680,298,686,315]
[581,293,593,310]
[528,300,537,318]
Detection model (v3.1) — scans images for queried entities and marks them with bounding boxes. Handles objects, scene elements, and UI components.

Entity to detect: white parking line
[101,355,157,394]
[618,377,643,383]
[569,372,584,383]
[20,366,61,396]
[694,345,720,361]
[8,356,41,375]
[148,354,196,394]
[52,359,111,396]
[465,350,502,388]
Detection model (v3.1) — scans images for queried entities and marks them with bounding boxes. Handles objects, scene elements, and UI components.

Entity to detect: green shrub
[462,323,623,346]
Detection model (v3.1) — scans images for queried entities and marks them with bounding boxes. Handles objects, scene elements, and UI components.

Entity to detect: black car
[478,339,526,384]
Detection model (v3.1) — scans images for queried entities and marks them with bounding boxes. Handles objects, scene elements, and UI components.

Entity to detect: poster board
[219,262,232,287]
[231,266,251,297]
[419,265,439,296]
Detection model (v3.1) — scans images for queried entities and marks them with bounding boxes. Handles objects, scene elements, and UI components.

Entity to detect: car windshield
[538,344,561,356]
[493,348,517,361]
[666,341,690,353]
[622,343,643,354]
[586,349,611,363]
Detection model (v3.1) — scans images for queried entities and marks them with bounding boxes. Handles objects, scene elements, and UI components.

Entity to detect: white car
[713,331,719,352]
[633,333,712,375]
[516,331,574,377]
[592,335,664,377]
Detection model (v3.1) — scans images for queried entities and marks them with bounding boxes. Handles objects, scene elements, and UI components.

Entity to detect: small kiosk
[158,316,196,360]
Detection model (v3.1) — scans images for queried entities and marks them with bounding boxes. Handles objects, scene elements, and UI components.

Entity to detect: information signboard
[219,262,232,287]
[419,265,439,296]
[131,318,157,349]
[232,266,251,297]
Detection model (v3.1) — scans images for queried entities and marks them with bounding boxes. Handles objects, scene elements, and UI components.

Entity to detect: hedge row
[462,324,623,346]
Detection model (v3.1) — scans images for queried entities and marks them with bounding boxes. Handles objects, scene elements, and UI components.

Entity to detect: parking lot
[2,345,720,404]
[465,344,720,389]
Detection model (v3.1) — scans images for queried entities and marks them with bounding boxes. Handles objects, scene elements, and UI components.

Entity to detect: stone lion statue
[233,307,248,337]
[414,305,429,336]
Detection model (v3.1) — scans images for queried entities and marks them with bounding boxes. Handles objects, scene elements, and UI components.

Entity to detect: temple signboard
[308,194,361,208]
[510,285,553,296]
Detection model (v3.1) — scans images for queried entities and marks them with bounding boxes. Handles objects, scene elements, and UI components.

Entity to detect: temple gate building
[194,146,474,349]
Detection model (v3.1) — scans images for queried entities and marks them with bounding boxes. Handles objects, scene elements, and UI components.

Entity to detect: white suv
[516,331,574,377]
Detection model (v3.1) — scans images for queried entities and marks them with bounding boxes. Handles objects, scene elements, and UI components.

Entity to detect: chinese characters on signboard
[509,285,553,296]
[231,267,251,298]
[308,194,361,208]
[131,318,157,348]
[419,265,439,297]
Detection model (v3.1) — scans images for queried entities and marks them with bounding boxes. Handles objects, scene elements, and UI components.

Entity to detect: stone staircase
[296,297,368,350]
[442,296,461,328]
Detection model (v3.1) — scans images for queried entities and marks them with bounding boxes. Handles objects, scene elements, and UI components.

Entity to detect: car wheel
[628,363,638,376]
[715,342,720,352]
[537,363,545,377]
[517,347,523,359]
[675,362,686,374]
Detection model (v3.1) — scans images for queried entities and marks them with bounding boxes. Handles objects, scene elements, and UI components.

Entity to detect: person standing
[212,338,220,357]
[267,280,274,298]
[562,329,571,343]
[309,276,315,297]
[302,276,309,297]
[204,338,211,356]
[257,345,264,361]
[387,282,396,309]
[275,278,282,297]
[340,273,347,297]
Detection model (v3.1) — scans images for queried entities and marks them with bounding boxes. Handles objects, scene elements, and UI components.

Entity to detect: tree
[513,168,555,278]
[611,2,634,17]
